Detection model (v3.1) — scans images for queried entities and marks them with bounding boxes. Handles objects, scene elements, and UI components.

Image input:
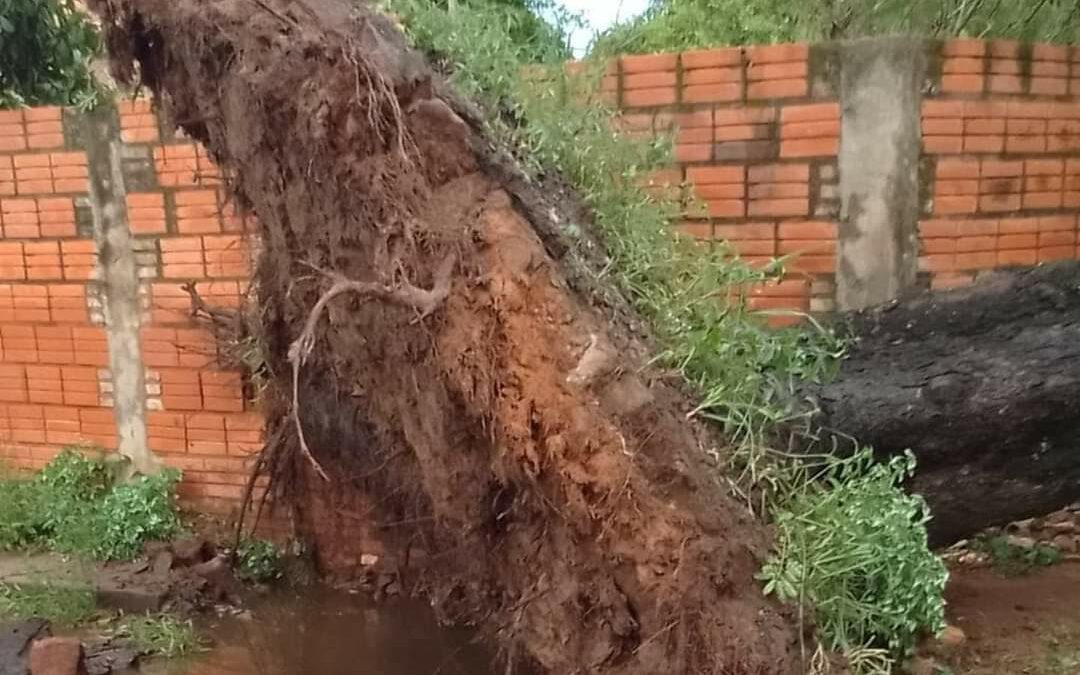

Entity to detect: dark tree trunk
[808,262,1080,545]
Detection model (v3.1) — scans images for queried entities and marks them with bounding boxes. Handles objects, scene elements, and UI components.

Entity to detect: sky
[557,0,652,54]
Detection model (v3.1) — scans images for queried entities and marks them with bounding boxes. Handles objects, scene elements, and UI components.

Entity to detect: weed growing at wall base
[0,449,182,561]
[384,1,946,670]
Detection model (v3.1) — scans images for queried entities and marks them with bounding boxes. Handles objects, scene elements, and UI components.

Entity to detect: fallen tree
[87,1,806,673]
[807,262,1080,546]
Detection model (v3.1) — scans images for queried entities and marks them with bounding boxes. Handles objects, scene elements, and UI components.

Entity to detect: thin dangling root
[287,255,457,481]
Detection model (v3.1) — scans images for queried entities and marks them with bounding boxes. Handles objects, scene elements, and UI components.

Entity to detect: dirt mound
[86,1,800,672]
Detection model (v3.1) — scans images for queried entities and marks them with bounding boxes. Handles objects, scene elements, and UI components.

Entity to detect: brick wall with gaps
[5,37,1080,514]
[616,43,840,325]
[923,39,1080,290]
[0,99,261,517]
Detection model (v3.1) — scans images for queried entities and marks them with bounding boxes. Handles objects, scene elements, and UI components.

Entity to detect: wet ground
[144,587,499,675]
[938,562,1080,674]
[151,566,1080,675]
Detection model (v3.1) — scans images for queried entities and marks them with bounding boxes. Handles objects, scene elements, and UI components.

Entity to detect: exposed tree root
[287,254,456,483]
[90,1,802,672]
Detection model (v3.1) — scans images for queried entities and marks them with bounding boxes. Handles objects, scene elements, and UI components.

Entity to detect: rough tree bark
[807,262,1080,546]
[88,0,803,673]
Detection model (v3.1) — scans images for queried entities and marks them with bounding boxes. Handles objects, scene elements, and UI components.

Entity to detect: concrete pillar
[82,105,158,476]
[836,38,928,310]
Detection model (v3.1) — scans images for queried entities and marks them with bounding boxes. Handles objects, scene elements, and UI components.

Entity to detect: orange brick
[686,165,743,184]
[683,67,741,86]
[941,74,983,93]
[931,273,975,290]
[620,53,677,74]
[674,144,711,162]
[936,180,979,196]
[923,118,964,135]
[747,198,808,217]
[934,196,978,214]
[995,248,1037,266]
[745,43,808,64]
[982,160,1023,177]
[27,134,64,149]
[780,137,837,158]
[1006,136,1046,154]
[624,71,677,90]
[943,39,986,57]
[1031,78,1068,96]
[681,48,742,69]
[956,251,997,270]
[683,83,740,103]
[748,164,809,183]
[964,135,1004,153]
[623,87,677,108]
[979,193,1021,212]
[923,136,963,154]
[999,217,1039,234]
[747,79,806,100]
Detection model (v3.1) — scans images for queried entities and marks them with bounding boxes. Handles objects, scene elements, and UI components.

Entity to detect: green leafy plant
[235,538,284,583]
[0,0,104,109]
[759,450,948,660]
[116,614,205,658]
[382,0,944,669]
[0,449,182,561]
[971,534,1062,577]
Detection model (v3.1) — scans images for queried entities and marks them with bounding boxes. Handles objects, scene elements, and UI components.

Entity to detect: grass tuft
[116,614,205,658]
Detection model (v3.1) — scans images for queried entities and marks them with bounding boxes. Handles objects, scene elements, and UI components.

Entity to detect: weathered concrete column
[836,38,927,310]
[82,105,158,476]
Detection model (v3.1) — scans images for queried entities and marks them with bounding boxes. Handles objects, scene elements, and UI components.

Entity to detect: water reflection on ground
[144,587,497,675]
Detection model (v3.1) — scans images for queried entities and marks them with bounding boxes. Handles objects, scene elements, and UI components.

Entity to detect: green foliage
[596,0,1080,54]
[0,583,96,626]
[235,538,283,583]
[117,614,204,658]
[383,0,945,668]
[971,534,1063,577]
[759,451,947,660]
[0,449,182,561]
[0,0,103,109]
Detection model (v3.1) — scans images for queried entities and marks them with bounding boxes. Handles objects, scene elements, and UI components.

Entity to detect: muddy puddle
[144,587,499,675]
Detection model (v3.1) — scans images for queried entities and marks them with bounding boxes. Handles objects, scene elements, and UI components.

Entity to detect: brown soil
[87,1,800,674]
[937,563,1080,674]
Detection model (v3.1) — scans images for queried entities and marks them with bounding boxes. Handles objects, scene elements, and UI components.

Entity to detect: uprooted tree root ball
[88,0,803,672]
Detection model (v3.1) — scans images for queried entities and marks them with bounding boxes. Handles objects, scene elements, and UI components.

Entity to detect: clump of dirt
[87,1,801,673]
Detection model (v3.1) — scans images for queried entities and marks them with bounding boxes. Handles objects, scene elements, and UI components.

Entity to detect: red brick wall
[0,100,258,514]
[922,39,1080,289]
[5,37,1080,515]
[613,44,841,325]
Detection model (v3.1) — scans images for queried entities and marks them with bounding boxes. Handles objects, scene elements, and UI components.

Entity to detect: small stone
[1052,535,1079,553]
[1046,510,1072,524]
[1006,535,1036,549]
[958,552,978,566]
[1046,521,1076,535]
[29,637,82,675]
[360,554,380,567]
[937,625,967,651]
